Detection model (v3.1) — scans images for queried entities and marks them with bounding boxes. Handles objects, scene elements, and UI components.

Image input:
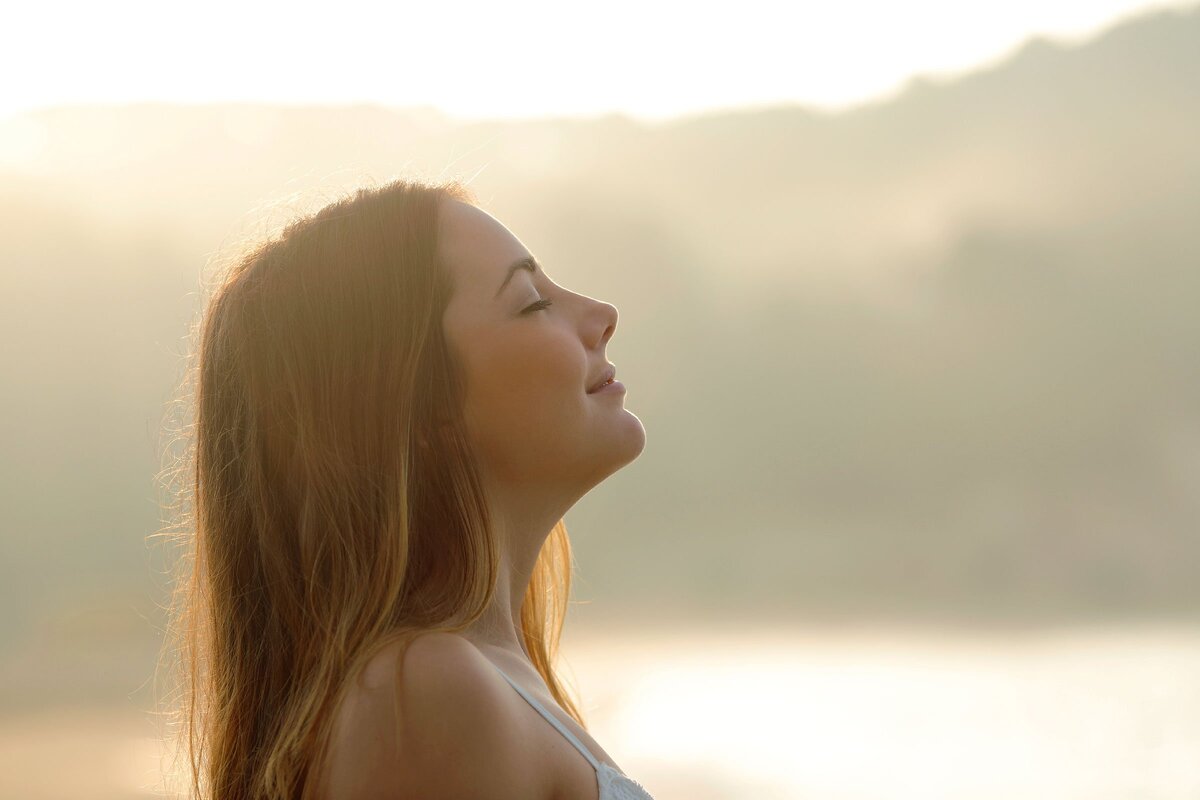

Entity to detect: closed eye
[521,298,554,314]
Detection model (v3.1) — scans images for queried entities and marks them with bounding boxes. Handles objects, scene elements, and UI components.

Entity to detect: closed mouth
[587,365,617,393]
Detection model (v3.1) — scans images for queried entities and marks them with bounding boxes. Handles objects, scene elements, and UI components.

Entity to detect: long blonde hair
[157,176,585,800]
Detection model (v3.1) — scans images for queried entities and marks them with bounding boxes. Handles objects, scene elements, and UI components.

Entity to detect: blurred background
[2,1,1199,797]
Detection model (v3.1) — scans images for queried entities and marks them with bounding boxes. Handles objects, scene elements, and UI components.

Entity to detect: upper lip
[587,365,616,393]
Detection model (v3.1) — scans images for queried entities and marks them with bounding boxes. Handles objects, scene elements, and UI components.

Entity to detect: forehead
[437,198,532,303]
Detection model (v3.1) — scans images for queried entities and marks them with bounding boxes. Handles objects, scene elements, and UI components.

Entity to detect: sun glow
[563,626,1200,799]
[2,0,1192,125]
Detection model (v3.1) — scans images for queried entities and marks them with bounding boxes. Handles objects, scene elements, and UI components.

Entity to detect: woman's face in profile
[437,199,646,496]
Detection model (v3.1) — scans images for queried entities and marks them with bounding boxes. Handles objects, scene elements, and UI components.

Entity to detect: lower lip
[589,380,626,395]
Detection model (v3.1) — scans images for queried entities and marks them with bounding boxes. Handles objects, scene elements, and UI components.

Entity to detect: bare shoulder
[319,631,552,800]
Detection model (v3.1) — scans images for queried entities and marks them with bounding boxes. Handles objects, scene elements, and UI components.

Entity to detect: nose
[590,299,618,350]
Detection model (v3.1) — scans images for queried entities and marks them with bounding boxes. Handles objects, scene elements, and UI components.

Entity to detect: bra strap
[490,663,601,772]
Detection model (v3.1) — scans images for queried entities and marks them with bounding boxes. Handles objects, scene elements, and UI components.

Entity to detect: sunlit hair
[156,176,585,800]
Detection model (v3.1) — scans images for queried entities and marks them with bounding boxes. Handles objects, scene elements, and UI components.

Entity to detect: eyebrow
[493,256,540,300]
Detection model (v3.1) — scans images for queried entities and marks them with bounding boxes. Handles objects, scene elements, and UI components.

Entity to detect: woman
[161,177,653,799]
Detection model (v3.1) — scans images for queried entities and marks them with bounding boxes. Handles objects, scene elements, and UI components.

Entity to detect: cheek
[464,332,582,448]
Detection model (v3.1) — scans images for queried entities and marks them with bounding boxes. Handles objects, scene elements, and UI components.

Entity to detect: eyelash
[521,298,554,314]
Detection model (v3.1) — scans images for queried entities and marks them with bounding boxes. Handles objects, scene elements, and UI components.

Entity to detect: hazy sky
[4,0,1195,123]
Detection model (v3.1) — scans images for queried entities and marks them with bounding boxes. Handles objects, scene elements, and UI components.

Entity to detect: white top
[489,663,655,800]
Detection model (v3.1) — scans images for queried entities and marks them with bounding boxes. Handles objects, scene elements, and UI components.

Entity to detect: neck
[459,548,533,660]
[458,481,574,665]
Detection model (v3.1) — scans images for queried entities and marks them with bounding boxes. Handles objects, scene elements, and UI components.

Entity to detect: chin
[574,424,644,491]
[609,411,648,465]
